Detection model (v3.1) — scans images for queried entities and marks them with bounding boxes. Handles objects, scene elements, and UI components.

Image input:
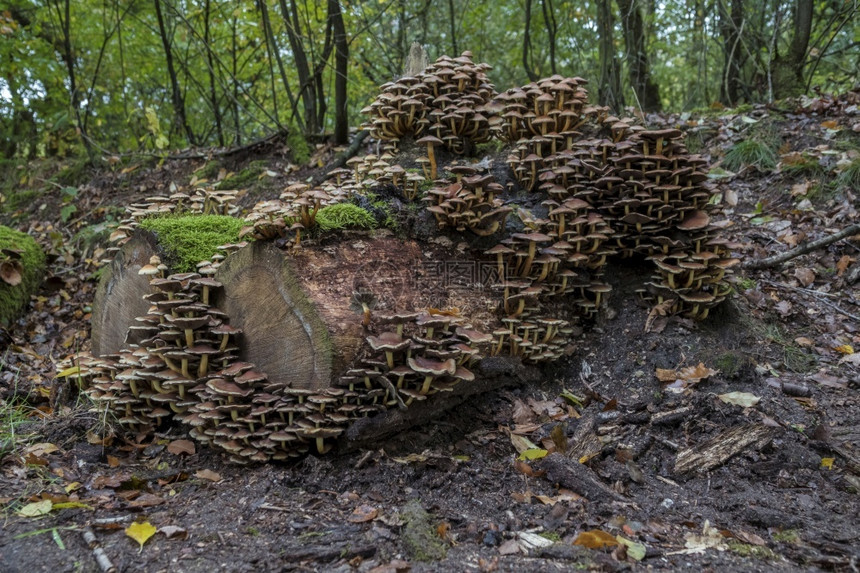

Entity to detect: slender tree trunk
[330,0,349,144]
[447,0,457,55]
[257,0,300,131]
[281,0,318,134]
[540,0,557,75]
[718,0,744,106]
[522,0,539,82]
[204,0,224,146]
[231,13,241,145]
[597,0,624,111]
[51,0,93,157]
[154,0,195,145]
[617,0,662,111]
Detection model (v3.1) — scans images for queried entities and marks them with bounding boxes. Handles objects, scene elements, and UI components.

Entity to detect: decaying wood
[742,222,860,270]
[535,453,627,502]
[344,357,539,448]
[674,423,774,475]
[82,528,116,573]
[91,231,161,356]
[564,407,602,462]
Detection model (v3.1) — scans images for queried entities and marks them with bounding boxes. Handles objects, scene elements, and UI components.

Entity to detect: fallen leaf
[836,255,852,276]
[724,188,738,206]
[718,392,761,408]
[656,363,717,386]
[498,538,521,555]
[517,531,554,551]
[0,260,22,285]
[127,493,165,507]
[794,337,814,347]
[17,499,53,517]
[436,522,451,539]
[811,371,847,388]
[550,424,567,454]
[511,399,534,425]
[821,457,834,470]
[794,267,815,287]
[517,448,548,461]
[167,439,196,456]
[683,520,727,553]
[615,535,646,560]
[509,434,540,455]
[126,521,157,551]
[195,469,221,482]
[107,455,121,468]
[732,529,767,546]
[25,443,59,457]
[834,344,854,355]
[348,504,379,523]
[573,529,618,549]
[158,525,188,539]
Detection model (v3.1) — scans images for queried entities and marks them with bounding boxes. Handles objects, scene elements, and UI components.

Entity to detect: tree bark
[330,0,349,145]
[522,0,539,82]
[718,0,745,106]
[203,0,224,146]
[153,0,195,145]
[597,0,624,112]
[281,0,318,134]
[617,0,662,111]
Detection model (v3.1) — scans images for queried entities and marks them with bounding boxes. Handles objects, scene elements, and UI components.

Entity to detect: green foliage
[723,140,778,172]
[316,203,377,231]
[781,153,825,177]
[138,215,244,272]
[836,158,860,191]
[287,130,311,166]
[0,226,46,326]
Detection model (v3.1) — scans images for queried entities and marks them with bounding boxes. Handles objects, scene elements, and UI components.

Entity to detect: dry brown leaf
[195,469,221,482]
[794,267,815,287]
[0,260,22,286]
[511,399,533,425]
[655,362,717,384]
[167,439,196,456]
[348,504,379,523]
[836,255,852,276]
[573,529,618,549]
[158,525,188,539]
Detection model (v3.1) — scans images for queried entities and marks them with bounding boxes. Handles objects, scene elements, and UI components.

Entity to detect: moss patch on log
[400,499,449,562]
[0,225,46,326]
[139,214,245,272]
[316,203,377,232]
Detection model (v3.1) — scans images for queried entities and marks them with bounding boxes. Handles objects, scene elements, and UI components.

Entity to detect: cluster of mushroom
[239,184,341,245]
[490,314,573,363]
[107,187,240,259]
[62,266,242,435]
[361,51,498,155]
[424,166,511,235]
[341,154,425,200]
[338,311,493,407]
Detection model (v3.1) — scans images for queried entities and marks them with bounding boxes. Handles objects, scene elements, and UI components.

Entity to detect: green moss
[138,215,245,272]
[0,226,46,326]
[724,139,778,172]
[728,540,776,559]
[713,351,743,379]
[401,499,448,562]
[772,529,800,544]
[217,160,266,190]
[316,203,377,232]
[287,129,311,166]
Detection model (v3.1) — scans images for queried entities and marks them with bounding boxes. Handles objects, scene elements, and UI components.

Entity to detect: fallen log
[674,423,774,475]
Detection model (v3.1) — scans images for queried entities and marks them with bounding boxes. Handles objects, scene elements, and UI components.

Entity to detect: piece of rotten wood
[82,528,116,573]
[534,453,627,502]
[343,356,539,449]
[674,423,774,475]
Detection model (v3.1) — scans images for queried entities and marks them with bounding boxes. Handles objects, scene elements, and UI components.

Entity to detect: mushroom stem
[520,242,537,278]
[427,145,437,180]
[198,355,209,378]
[184,328,194,348]
[419,375,434,395]
[362,303,371,327]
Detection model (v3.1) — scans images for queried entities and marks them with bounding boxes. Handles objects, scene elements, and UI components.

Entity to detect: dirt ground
[1,98,859,572]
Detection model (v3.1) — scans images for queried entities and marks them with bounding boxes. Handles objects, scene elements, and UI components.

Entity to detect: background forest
[1,0,858,160]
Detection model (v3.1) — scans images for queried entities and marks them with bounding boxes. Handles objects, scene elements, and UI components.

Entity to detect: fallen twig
[311,130,369,186]
[761,279,860,321]
[82,527,116,573]
[743,223,860,270]
[674,424,774,475]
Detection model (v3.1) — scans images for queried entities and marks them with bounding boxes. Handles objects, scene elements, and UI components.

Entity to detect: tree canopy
[1,0,857,158]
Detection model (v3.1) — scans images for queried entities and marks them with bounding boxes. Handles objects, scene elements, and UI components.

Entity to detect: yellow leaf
[509,434,539,454]
[64,482,82,494]
[616,535,647,560]
[834,344,854,355]
[126,521,157,552]
[573,529,618,549]
[17,499,53,517]
[56,365,80,378]
[821,457,835,470]
[53,501,93,510]
[517,448,548,461]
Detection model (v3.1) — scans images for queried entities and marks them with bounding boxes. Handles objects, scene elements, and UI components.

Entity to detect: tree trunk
[330,0,349,145]
[772,0,813,98]
[51,0,94,158]
[597,0,624,112]
[617,0,662,111]
[204,0,224,146]
[91,231,502,390]
[281,0,318,134]
[718,0,745,106]
[522,0,539,82]
[153,0,195,146]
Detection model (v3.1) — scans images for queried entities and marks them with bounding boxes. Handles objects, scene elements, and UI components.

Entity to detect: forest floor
[1,93,859,572]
